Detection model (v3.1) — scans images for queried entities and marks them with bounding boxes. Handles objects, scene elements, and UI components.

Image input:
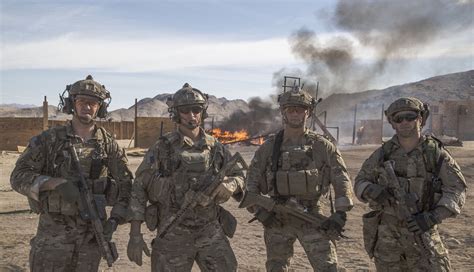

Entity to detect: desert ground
[0,142,472,271]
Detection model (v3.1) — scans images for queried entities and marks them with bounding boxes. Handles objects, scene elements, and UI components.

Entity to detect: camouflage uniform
[246,129,354,271]
[10,121,132,272]
[129,128,245,271]
[354,98,467,272]
[245,80,353,271]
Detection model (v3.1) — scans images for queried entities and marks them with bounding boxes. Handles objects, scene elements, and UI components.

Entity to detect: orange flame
[250,137,264,145]
[211,128,249,144]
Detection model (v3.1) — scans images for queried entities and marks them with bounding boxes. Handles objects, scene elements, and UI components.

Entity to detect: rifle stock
[383,160,436,265]
[157,152,248,239]
[69,144,118,267]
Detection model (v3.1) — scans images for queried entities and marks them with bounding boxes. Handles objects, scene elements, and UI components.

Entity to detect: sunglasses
[75,98,100,108]
[179,106,203,114]
[392,112,419,123]
[285,106,307,114]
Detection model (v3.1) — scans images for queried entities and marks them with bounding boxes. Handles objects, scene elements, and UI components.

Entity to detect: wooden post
[134,98,138,148]
[381,103,385,143]
[352,104,358,145]
[43,96,48,130]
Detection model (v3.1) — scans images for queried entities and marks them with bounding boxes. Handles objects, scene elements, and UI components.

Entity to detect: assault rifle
[69,143,118,267]
[383,160,436,266]
[157,152,248,239]
[239,192,339,236]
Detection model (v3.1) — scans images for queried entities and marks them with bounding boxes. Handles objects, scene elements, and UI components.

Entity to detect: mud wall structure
[357,119,383,144]
[0,118,134,151]
[135,117,175,148]
[429,99,474,140]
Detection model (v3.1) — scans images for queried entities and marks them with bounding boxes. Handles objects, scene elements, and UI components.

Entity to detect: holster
[362,210,382,258]
[145,203,160,231]
[218,206,237,238]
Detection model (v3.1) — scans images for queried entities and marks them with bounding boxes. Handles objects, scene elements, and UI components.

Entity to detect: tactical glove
[321,211,347,239]
[55,181,80,203]
[210,177,238,204]
[363,184,392,205]
[407,212,439,234]
[103,218,118,242]
[253,207,281,228]
[127,233,150,266]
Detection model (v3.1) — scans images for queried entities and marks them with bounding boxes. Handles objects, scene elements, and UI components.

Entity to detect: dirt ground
[0,142,472,271]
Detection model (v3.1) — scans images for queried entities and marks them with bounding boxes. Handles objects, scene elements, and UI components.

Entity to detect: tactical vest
[29,125,118,217]
[378,135,445,211]
[145,131,226,227]
[267,131,331,202]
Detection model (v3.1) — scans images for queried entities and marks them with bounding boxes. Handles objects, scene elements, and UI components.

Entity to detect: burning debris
[209,128,269,145]
[218,97,281,136]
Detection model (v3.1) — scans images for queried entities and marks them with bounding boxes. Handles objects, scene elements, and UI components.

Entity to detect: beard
[283,115,306,129]
[180,119,199,129]
[396,125,419,138]
[76,113,95,125]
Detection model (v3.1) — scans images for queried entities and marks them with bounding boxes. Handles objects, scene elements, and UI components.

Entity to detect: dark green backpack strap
[379,140,396,165]
[421,135,446,210]
[271,129,284,197]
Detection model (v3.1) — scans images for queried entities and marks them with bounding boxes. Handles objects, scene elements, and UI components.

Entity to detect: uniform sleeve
[107,139,133,223]
[354,149,381,202]
[10,134,49,201]
[245,141,271,194]
[326,142,354,211]
[221,146,246,201]
[436,149,467,215]
[128,145,157,222]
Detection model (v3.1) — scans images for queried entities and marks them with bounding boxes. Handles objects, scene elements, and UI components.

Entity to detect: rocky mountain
[108,93,250,122]
[315,70,474,137]
[1,70,472,129]
[0,105,69,119]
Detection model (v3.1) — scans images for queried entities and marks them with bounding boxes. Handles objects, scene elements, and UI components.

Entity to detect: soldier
[10,75,133,271]
[127,83,245,271]
[354,97,467,271]
[244,80,354,271]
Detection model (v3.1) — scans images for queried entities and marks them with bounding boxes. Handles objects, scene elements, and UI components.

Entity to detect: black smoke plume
[276,0,474,96]
[219,97,280,136]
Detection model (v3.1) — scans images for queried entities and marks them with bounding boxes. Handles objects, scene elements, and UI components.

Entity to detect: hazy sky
[1,0,473,110]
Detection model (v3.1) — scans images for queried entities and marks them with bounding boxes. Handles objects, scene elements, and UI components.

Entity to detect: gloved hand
[127,233,151,266]
[254,208,281,228]
[210,177,238,204]
[321,211,347,239]
[407,211,439,234]
[55,181,80,203]
[363,184,392,205]
[103,218,118,242]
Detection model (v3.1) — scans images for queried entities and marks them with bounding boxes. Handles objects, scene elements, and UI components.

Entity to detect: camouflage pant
[373,221,451,272]
[29,213,101,272]
[151,220,237,272]
[264,222,338,272]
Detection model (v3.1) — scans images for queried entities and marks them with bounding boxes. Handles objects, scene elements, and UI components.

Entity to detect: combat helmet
[385,97,429,126]
[277,76,315,111]
[69,75,110,101]
[278,87,315,110]
[167,83,209,123]
[59,75,111,118]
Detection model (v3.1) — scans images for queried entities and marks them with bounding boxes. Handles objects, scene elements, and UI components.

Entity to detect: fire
[210,128,249,144]
[251,137,264,145]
